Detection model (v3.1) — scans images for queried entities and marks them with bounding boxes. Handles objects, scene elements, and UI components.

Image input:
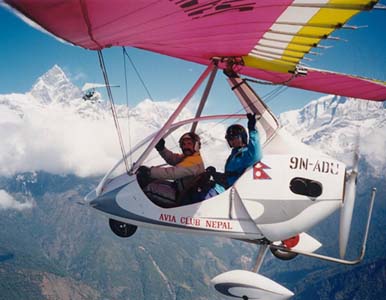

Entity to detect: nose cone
[84,189,98,204]
[84,185,128,219]
[84,189,108,210]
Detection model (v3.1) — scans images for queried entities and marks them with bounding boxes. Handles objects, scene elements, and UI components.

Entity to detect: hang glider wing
[5,0,386,100]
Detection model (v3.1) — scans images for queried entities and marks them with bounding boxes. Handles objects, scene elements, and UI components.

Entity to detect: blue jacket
[225,129,262,186]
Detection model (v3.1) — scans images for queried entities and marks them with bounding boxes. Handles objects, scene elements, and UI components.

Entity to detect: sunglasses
[226,135,241,141]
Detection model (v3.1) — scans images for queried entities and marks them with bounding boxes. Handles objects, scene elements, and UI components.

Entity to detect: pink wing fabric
[240,67,386,101]
[7,0,289,52]
[5,0,386,101]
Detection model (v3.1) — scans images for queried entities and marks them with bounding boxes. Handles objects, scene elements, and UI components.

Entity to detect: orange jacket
[150,149,205,192]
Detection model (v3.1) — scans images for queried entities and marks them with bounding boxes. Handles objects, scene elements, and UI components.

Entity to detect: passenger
[137,132,205,207]
[207,113,262,190]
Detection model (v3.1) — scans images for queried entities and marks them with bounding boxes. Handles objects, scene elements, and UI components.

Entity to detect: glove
[247,113,257,131]
[206,166,216,176]
[155,138,165,151]
[137,166,151,178]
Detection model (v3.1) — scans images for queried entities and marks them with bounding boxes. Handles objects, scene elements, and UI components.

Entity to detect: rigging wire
[264,85,284,100]
[123,47,154,101]
[122,47,179,149]
[122,47,133,167]
[200,80,287,136]
[194,78,289,149]
[243,73,297,86]
[263,85,289,104]
[122,47,161,165]
[97,50,130,174]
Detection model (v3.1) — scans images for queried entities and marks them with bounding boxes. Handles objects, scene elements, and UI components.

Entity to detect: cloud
[361,126,386,176]
[66,68,87,83]
[0,190,34,211]
[0,101,121,177]
[0,95,230,177]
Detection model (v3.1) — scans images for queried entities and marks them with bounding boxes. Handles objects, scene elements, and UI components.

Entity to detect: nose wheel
[109,219,137,238]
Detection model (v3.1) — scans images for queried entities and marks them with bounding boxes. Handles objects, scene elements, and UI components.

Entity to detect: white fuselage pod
[236,154,344,241]
[85,171,263,239]
[211,270,294,300]
[85,152,345,241]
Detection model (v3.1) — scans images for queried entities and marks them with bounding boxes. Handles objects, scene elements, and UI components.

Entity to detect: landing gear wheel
[270,246,298,260]
[109,219,137,238]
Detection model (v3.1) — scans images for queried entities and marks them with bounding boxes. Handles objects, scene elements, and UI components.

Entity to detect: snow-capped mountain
[30,65,82,105]
[0,65,227,177]
[279,95,386,174]
[1,65,106,119]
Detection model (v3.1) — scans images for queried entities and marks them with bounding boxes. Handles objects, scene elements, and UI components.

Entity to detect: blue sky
[0,3,385,115]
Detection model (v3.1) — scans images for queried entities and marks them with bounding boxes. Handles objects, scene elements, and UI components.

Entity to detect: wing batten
[246,0,374,74]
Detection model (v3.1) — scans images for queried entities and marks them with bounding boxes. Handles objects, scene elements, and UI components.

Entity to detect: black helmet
[225,124,248,146]
[179,132,201,152]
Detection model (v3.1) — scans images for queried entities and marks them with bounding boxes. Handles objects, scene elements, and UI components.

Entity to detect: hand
[247,113,257,130]
[155,138,165,151]
[206,166,216,176]
[137,166,151,177]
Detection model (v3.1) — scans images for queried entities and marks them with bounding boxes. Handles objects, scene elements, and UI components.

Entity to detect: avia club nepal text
[159,214,233,230]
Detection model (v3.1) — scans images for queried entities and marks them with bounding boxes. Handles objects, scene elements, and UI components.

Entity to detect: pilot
[137,132,205,207]
[207,113,262,189]
[83,90,94,101]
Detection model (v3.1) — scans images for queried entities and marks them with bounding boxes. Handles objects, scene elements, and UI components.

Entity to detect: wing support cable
[123,48,154,101]
[122,48,133,167]
[97,50,130,173]
[130,62,216,174]
[242,73,296,86]
[122,47,178,149]
[263,85,289,105]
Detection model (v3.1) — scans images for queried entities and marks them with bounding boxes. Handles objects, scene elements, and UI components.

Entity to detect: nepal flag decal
[253,162,271,180]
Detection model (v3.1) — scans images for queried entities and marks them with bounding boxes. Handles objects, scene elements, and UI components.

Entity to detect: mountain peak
[44,64,67,79]
[30,65,81,104]
[279,95,386,172]
[280,95,385,133]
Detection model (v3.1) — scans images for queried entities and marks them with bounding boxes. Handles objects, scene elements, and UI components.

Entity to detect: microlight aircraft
[81,83,119,101]
[5,1,386,299]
